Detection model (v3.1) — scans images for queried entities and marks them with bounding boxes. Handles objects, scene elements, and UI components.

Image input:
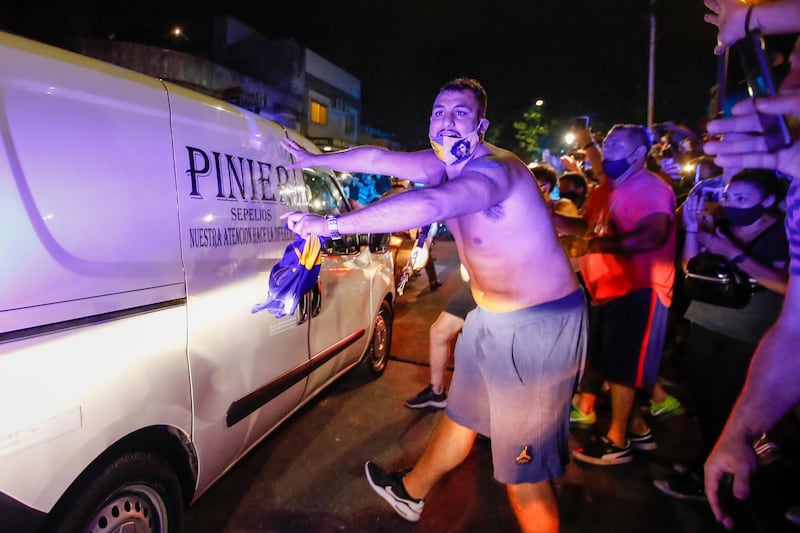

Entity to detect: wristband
[326,214,342,240]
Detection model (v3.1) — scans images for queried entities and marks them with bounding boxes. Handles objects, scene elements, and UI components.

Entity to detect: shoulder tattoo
[466,156,504,171]
[465,157,506,221]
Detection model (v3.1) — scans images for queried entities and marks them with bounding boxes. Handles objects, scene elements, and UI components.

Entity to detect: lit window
[310,101,328,125]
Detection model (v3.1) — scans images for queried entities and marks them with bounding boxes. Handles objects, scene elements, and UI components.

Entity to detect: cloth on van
[252,234,325,318]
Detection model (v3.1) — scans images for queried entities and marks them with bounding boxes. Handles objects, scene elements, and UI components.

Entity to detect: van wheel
[360,300,392,379]
[48,452,184,533]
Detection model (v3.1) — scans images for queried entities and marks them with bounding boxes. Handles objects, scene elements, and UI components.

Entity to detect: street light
[169,26,188,41]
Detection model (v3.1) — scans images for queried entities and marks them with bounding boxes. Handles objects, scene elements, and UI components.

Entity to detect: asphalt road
[184,239,799,533]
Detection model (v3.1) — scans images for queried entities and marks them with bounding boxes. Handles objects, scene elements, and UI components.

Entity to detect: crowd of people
[278,0,800,530]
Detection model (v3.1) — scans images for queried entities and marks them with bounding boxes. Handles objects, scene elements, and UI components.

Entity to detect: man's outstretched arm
[281,138,445,185]
[283,155,515,237]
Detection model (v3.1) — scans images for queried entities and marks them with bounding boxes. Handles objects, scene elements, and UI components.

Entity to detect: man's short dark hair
[530,163,557,189]
[439,77,487,118]
[610,123,653,150]
[558,172,588,193]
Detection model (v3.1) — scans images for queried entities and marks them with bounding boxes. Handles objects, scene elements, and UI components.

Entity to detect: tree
[513,103,556,161]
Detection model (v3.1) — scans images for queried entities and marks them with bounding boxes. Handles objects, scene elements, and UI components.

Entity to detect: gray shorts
[446,289,587,485]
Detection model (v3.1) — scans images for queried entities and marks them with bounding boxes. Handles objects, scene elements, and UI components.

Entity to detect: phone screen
[734,31,792,153]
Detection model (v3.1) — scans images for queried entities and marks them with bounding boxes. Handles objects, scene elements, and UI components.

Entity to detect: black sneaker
[404,384,447,409]
[572,435,634,465]
[627,429,657,451]
[364,462,424,522]
[653,465,706,502]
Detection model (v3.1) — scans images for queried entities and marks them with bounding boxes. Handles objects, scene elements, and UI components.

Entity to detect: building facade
[75,15,397,151]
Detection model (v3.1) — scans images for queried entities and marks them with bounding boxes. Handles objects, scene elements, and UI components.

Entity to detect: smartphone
[735,30,792,153]
[574,116,589,129]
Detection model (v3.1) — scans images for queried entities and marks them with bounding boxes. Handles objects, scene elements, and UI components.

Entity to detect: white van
[0,31,395,532]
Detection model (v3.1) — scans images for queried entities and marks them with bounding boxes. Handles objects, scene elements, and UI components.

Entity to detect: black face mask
[723,204,766,226]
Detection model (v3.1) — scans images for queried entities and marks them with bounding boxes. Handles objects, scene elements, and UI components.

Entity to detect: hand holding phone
[734,30,792,153]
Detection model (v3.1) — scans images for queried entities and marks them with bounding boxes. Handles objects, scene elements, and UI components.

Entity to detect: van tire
[47,451,184,533]
[359,300,392,379]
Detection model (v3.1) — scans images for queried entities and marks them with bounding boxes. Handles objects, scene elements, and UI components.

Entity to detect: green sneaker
[649,395,685,420]
[570,403,597,425]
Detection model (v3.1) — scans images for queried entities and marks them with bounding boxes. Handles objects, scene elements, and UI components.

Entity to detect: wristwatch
[326,214,342,240]
[731,252,747,264]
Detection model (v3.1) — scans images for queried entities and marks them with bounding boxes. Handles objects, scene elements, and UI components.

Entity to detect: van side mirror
[321,234,360,255]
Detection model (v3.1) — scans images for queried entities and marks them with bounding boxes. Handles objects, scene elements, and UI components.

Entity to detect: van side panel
[0,33,190,513]
[0,33,185,332]
[165,84,313,492]
[0,309,189,511]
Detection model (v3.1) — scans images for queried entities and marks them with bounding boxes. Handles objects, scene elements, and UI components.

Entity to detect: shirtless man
[281,78,586,533]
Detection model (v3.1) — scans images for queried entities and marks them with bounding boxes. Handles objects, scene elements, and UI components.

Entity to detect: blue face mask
[602,146,640,180]
[429,120,486,165]
[602,157,631,180]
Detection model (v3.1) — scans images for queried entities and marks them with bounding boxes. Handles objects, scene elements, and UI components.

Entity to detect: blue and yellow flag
[252,233,325,318]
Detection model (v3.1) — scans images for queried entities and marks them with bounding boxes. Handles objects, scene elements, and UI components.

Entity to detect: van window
[304,169,346,215]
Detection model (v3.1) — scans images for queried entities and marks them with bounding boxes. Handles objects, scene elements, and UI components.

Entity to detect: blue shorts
[588,287,668,387]
[446,290,587,485]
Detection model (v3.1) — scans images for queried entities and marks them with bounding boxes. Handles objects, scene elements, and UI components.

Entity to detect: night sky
[2,0,722,148]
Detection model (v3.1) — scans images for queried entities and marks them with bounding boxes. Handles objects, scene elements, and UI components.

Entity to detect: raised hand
[681,192,702,232]
[704,94,800,179]
[703,0,750,55]
[280,138,317,169]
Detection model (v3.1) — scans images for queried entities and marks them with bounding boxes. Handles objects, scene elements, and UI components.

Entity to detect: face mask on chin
[724,204,766,226]
[429,120,487,165]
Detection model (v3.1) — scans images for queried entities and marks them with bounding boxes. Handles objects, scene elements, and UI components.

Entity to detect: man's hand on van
[282,211,327,237]
[281,138,315,169]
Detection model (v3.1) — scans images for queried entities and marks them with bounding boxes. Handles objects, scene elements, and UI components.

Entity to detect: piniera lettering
[185,146,303,206]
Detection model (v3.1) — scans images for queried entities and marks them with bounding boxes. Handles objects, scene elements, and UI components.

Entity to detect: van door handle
[295,293,308,325]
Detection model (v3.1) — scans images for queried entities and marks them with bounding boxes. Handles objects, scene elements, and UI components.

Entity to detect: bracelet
[326,214,342,240]
[745,4,755,35]
[582,141,596,150]
[685,230,698,234]
[731,252,747,264]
